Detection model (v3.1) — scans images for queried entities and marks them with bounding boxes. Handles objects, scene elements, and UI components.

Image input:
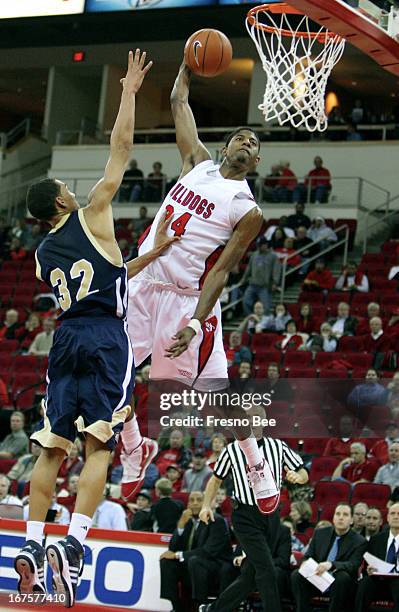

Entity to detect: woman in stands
[276,319,308,351]
[295,302,320,334]
[270,227,285,249]
[206,433,227,470]
[289,501,315,538]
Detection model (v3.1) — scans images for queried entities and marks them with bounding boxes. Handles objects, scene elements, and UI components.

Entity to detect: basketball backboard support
[285,0,399,75]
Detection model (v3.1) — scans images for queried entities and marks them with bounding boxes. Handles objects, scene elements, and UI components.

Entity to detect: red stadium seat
[253,350,281,365]
[326,292,350,307]
[286,367,317,378]
[361,253,385,264]
[351,483,391,509]
[314,353,337,368]
[318,502,339,521]
[0,340,18,353]
[302,438,327,456]
[299,292,326,305]
[294,402,323,418]
[352,292,377,306]
[308,457,340,484]
[314,480,351,505]
[297,416,329,436]
[343,352,373,368]
[382,241,398,254]
[251,333,280,352]
[318,368,348,379]
[14,355,40,373]
[284,351,312,367]
[1,261,21,272]
[338,336,363,352]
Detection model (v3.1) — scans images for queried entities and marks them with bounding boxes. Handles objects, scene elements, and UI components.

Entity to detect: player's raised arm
[165,207,263,358]
[170,61,211,178]
[87,49,152,211]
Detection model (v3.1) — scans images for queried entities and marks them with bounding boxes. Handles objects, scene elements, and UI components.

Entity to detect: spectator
[92,486,127,530]
[182,450,212,493]
[269,227,286,249]
[15,313,42,350]
[287,202,311,230]
[133,206,151,234]
[0,309,20,340]
[118,238,130,259]
[11,219,28,242]
[355,503,399,611]
[129,489,153,531]
[374,440,399,490]
[281,518,306,554]
[246,169,259,198]
[274,237,302,271]
[0,411,29,459]
[350,99,365,124]
[265,216,295,241]
[119,159,144,202]
[152,478,184,533]
[235,360,252,380]
[291,503,366,612]
[160,491,232,611]
[296,302,319,334]
[9,237,26,261]
[302,258,335,292]
[0,474,23,507]
[387,308,399,335]
[264,362,294,402]
[335,261,369,293]
[24,492,70,526]
[332,442,378,484]
[289,501,315,535]
[306,322,338,353]
[328,106,345,125]
[156,430,192,474]
[165,464,183,492]
[360,317,391,358]
[28,317,55,356]
[329,302,358,337]
[206,434,226,470]
[241,237,281,315]
[364,507,383,540]
[7,441,41,491]
[348,368,388,409]
[56,440,84,488]
[387,375,399,419]
[262,303,292,333]
[323,416,358,461]
[276,320,307,351]
[239,301,269,334]
[24,224,43,251]
[263,164,281,202]
[352,502,369,535]
[293,156,332,204]
[307,217,338,251]
[144,161,166,202]
[356,302,383,336]
[224,330,252,367]
[294,225,314,275]
[274,161,297,202]
[370,422,399,464]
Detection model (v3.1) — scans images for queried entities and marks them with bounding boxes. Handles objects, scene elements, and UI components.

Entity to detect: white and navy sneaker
[14,540,46,595]
[46,535,83,608]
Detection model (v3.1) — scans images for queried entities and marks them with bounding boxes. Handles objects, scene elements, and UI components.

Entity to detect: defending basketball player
[12,50,178,607]
[123,56,281,515]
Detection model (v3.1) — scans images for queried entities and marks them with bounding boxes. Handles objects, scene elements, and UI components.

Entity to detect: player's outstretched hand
[154,211,180,254]
[199,507,214,525]
[165,326,196,359]
[120,49,153,94]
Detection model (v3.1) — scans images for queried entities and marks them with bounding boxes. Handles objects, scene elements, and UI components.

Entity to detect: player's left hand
[154,211,180,253]
[165,326,196,359]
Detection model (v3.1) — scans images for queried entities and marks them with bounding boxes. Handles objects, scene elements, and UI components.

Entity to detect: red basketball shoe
[247,459,280,514]
[121,438,158,501]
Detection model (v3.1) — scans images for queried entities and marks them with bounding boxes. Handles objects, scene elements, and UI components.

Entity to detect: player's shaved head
[225,126,260,152]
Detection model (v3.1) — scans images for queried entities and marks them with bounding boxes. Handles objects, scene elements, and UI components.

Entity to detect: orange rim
[246,3,341,44]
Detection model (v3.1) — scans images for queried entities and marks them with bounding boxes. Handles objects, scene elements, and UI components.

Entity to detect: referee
[199,405,308,612]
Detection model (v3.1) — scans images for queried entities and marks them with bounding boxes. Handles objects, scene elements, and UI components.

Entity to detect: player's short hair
[26,178,60,221]
[225,126,260,151]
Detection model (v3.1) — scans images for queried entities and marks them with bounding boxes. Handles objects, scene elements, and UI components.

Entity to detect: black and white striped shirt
[214,437,303,506]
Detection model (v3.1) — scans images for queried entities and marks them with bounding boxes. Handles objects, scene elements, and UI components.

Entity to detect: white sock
[67,513,92,546]
[238,437,263,468]
[121,414,143,453]
[26,521,45,546]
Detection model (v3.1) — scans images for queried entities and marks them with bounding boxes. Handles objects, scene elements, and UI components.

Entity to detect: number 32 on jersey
[165,204,191,237]
[50,258,98,311]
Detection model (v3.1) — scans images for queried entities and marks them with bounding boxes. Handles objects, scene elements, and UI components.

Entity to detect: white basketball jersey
[137,160,259,291]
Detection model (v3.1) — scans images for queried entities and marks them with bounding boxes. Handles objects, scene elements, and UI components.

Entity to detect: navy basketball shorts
[32,317,134,453]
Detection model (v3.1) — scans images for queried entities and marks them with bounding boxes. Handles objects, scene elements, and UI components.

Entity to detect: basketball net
[246,4,346,132]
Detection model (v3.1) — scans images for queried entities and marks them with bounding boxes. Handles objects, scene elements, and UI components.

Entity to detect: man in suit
[291,502,366,612]
[159,491,232,612]
[355,502,399,610]
[328,302,358,338]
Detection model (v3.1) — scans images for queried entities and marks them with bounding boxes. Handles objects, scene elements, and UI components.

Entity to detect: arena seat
[302,438,327,456]
[314,480,351,505]
[343,352,373,368]
[253,349,281,365]
[326,292,350,307]
[284,351,312,367]
[0,340,18,353]
[314,353,338,368]
[338,336,363,351]
[318,367,348,379]
[297,416,329,436]
[251,333,280,352]
[14,354,40,373]
[285,366,317,378]
[308,458,340,485]
[351,483,391,509]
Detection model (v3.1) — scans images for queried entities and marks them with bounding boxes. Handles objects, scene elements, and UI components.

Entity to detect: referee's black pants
[210,503,282,612]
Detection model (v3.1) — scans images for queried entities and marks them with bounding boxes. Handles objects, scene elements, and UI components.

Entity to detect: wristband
[187,319,202,335]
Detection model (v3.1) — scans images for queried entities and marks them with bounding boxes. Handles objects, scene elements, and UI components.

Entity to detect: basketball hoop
[246,3,346,132]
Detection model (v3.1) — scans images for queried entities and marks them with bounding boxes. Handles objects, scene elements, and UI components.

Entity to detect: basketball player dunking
[13,50,177,606]
[121,58,280,515]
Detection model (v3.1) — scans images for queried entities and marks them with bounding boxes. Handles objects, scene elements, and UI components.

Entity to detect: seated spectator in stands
[306,322,338,353]
[242,237,281,315]
[296,302,319,334]
[259,303,291,333]
[274,161,297,202]
[7,441,41,496]
[92,485,127,530]
[355,503,399,611]
[276,319,307,351]
[144,161,166,202]
[119,159,144,202]
[323,416,358,460]
[156,430,192,475]
[291,503,366,612]
[0,375,9,408]
[206,434,226,470]
[329,302,358,337]
[57,474,79,515]
[181,450,212,493]
[33,292,60,317]
[294,225,314,276]
[24,492,70,525]
[0,411,29,459]
[371,422,399,464]
[28,317,55,356]
[15,313,42,350]
[289,501,315,535]
[224,330,252,367]
[281,518,306,554]
[387,375,399,419]
[348,368,388,409]
[352,502,369,535]
[9,237,26,261]
[351,98,365,124]
[0,474,23,507]
[364,507,383,541]
[307,156,332,203]
[263,164,281,202]
[360,317,391,358]
[11,219,28,243]
[214,486,232,527]
[346,123,363,141]
[265,216,295,241]
[274,237,302,272]
[328,106,345,125]
[0,308,20,340]
[287,202,311,230]
[332,442,379,484]
[152,478,184,534]
[356,302,383,336]
[160,491,232,611]
[56,440,84,488]
[307,217,338,251]
[129,489,153,532]
[165,464,183,493]
[387,308,399,335]
[24,224,43,251]
[264,362,294,402]
[239,300,269,334]
[302,258,335,292]
[133,205,151,234]
[335,261,369,293]
[374,440,399,490]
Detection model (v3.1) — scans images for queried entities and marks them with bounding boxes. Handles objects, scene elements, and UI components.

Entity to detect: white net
[246,5,346,132]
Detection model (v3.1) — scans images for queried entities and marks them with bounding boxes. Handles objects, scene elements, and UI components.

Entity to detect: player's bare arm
[84,49,152,241]
[170,61,211,178]
[127,212,179,279]
[165,207,263,358]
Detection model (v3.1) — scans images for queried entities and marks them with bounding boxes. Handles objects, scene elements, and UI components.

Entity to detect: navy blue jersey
[35,209,128,320]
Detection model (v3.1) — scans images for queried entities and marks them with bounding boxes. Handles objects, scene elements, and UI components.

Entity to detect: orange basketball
[184,29,233,78]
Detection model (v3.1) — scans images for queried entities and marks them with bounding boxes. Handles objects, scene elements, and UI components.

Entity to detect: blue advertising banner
[85,0,217,12]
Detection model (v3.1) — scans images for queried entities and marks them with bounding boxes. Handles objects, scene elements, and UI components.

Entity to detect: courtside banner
[85,0,216,12]
[0,0,85,18]
[0,519,172,611]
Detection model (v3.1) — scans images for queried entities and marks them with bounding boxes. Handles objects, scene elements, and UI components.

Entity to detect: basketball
[184,29,233,77]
